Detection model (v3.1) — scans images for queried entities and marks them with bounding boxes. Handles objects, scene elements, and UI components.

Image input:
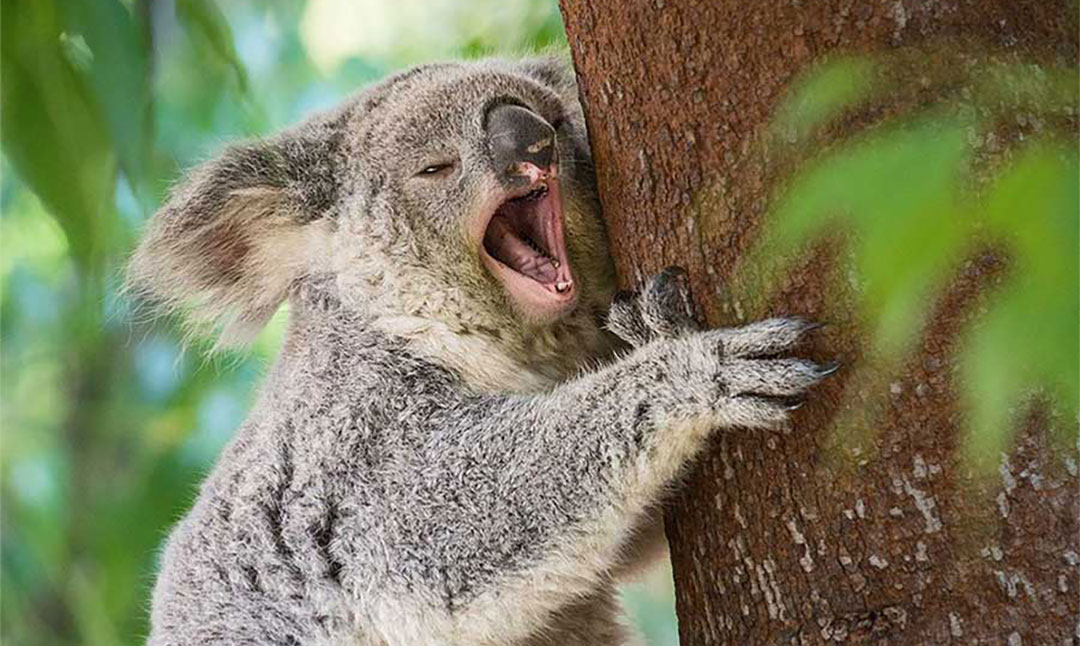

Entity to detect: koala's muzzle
[480,104,576,324]
[485,104,556,184]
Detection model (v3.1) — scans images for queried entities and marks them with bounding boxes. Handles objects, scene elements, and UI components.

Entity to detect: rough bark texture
[559,1,1078,644]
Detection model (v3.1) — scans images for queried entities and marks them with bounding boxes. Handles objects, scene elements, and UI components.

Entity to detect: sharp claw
[817,361,841,376]
[784,400,806,411]
[802,320,827,332]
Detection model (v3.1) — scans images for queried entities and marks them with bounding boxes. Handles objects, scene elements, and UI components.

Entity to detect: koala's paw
[690,318,833,429]
[607,267,699,347]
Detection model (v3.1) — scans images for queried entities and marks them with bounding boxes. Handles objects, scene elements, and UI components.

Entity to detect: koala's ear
[128,110,346,346]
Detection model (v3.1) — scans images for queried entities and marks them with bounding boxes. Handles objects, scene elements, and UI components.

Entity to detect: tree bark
[559,1,1078,643]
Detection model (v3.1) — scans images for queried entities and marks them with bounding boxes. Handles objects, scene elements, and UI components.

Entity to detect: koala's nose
[485,104,556,183]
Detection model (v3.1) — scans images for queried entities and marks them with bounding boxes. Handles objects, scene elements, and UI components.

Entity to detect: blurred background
[3,1,1077,645]
[0,1,678,643]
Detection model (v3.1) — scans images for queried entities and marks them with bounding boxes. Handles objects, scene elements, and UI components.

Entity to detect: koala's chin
[479,165,579,325]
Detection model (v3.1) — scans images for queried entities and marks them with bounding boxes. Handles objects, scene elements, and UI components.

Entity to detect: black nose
[485,104,556,183]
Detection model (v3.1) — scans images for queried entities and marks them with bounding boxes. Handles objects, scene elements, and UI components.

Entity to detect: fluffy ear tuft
[127,111,346,347]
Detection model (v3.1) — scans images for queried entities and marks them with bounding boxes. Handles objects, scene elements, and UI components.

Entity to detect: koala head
[129,58,615,354]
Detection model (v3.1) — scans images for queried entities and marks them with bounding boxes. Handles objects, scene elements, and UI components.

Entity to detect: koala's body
[131,58,827,645]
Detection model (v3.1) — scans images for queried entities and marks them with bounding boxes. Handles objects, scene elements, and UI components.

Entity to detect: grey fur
[131,58,827,645]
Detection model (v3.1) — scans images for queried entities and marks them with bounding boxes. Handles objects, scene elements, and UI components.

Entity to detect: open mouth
[481,172,577,322]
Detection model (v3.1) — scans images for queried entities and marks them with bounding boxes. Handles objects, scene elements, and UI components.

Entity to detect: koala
[129,57,831,646]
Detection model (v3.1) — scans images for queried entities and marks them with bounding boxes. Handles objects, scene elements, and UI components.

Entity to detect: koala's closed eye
[415,161,457,178]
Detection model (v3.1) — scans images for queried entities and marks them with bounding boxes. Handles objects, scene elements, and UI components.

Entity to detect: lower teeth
[525,237,553,262]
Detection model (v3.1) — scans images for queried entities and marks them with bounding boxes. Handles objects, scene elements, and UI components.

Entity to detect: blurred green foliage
[1,1,676,644]
[5,0,1074,644]
[757,57,1078,467]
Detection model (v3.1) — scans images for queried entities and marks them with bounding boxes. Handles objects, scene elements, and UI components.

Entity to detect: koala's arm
[378,316,826,643]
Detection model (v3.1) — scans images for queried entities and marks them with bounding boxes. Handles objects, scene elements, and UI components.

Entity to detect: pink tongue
[484,217,559,282]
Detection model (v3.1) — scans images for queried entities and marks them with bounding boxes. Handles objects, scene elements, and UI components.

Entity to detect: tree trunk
[559,1,1078,643]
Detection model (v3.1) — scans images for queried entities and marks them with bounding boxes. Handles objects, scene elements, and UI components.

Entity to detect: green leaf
[58,0,152,197]
[961,144,1080,465]
[176,0,250,94]
[751,56,1078,473]
[761,116,973,354]
[771,57,877,143]
[1,0,115,272]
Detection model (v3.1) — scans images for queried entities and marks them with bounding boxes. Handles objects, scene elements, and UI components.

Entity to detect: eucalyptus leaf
[755,57,1078,473]
[771,57,877,144]
[1,0,115,271]
[176,0,250,94]
[58,0,152,197]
